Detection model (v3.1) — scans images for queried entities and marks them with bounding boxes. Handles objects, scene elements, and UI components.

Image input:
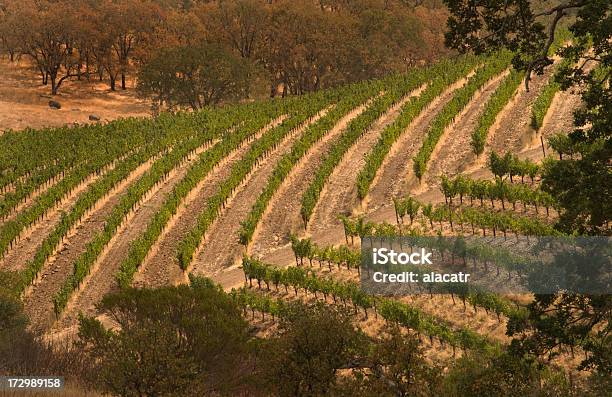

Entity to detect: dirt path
[306,87,427,238]
[52,141,217,332]
[133,118,288,288]
[22,155,162,334]
[364,73,475,212]
[188,112,329,279]
[483,67,556,161]
[248,100,377,260]
[421,71,510,189]
[539,89,582,140]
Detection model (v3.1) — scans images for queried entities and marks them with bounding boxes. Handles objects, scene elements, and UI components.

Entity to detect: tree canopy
[0,0,451,98]
[77,280,257,396]
[444,0,611,379]
[137,44,250,110]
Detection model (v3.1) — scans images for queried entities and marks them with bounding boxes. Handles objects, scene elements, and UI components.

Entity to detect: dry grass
[0,57,149,133]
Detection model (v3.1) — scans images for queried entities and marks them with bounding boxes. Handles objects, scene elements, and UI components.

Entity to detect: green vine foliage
[18,106,264,295]
[355,56,479,200]
[52,103,286,314]
[175,92,341,270]
[413,51,513,180]
[117,92,337,286]
[0,110,238,260]
[237,79,383,246]
[488,151,540,183]
[471,69,525,155]
[240,256,496,353]
[300,73,436,226]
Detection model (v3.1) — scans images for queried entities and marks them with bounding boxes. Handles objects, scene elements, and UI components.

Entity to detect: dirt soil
[364,72,475,212]
[52,141,215,333]
[307,86,426,237]
[0,165,109,272]
[23,155,160,333]
[133,118,287,288]
[188,112,329,279]
[421,71,510,189]
[483,65,557,161]
[0,171,65,226]
[248,99,376,260]
[209,65,583,299]
[0,58,149,132]
[0,54,580,339]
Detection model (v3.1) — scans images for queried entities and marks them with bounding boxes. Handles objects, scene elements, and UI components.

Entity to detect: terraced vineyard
[1,52,586,364]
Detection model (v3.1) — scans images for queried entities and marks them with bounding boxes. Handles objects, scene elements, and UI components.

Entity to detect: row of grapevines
[1,147,145,221]
[289,235,360,270]
[470,70,525,155]
[376,199,559,238]
[341,212,534,275]
[175,94,336,269]
[1,117,160,192]
[115,94,333,287]
[522,27,571,131]
[339,215,398,245]
[230,287,287,321]
[1,152,137,259]
[289,235,525,320]
[300,75,428,225]
[241,256,496,353]
[413,52,513,180]
[1,164,78,219]
[530,59,572,131]
[0,109,230,260]
[377,297,494,353]
[52,104,286,314]
[339,216,546,274]
[396,235,535,277]
[232,285,508,355]
[370,259,524,321]
[529,24,574,132]
[439,176,557,214]
[237,80,382,245]
[16,106,260,294]
[422,204,560,237]
[0,97,271,195]
[356,56,479,199]
[489,151,541,183]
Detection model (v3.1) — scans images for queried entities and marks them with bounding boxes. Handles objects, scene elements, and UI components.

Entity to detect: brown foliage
[0,0,451,101]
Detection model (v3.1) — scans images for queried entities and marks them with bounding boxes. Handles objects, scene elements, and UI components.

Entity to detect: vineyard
[0,50,590,371]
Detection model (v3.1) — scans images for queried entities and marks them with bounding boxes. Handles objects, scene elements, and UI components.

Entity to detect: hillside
[1,0,610,395]
[1,50,586,339]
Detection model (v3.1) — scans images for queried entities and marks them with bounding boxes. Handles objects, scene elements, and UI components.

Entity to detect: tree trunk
[121,73,127,90]
[40,69,48,85]
[85,57,91,81]
[50,72,59,95]
[269,81,276,98]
